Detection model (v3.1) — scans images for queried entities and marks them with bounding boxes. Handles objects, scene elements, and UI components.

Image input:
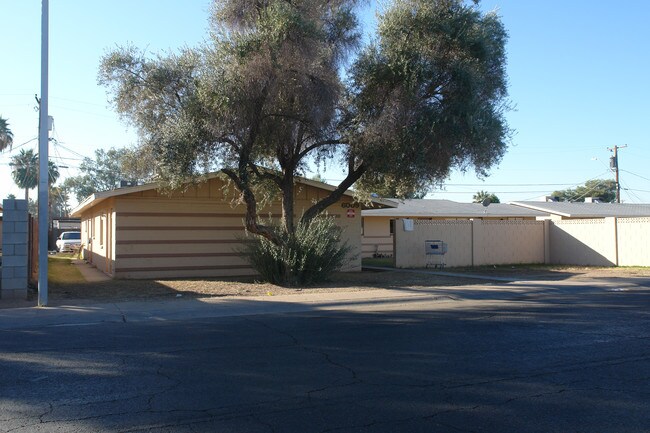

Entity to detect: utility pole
[608,144,627,203]
[38,0,49,307]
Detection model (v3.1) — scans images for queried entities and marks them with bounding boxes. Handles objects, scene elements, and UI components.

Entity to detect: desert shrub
[242,216,352,286]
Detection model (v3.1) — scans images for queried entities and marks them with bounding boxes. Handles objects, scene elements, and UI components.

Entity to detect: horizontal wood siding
[106,177,362,279]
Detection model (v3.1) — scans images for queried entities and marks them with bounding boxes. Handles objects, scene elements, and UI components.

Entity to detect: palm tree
[0,116,14,152]
[473,190,500,204]
[11,149,38,201]
[48,160,60,186]
[9,150,59,201]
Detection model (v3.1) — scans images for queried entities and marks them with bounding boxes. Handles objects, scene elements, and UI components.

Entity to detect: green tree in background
[10,149,38,201]
[100,0,510,246]
[0,116,14,152]
[63,146,156,202]
[10,149,60,202]
[473,190,500,204]
[50,185,71,218]
[551,179,616,202]
[370,182,427,199]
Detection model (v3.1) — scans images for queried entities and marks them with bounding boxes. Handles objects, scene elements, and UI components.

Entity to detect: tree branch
[301,162,366,223]
[247,163,282,187]
[221,168,278,244]
[297,138,342,160]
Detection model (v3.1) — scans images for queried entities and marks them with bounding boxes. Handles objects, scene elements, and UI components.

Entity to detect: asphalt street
[1,276,649,432]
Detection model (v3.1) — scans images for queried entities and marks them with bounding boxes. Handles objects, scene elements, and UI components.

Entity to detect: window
[389,219,395,235]
[99,215,105,248]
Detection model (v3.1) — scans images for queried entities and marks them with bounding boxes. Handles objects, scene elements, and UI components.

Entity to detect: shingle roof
[509,201,650,218]
[362,199,549,218]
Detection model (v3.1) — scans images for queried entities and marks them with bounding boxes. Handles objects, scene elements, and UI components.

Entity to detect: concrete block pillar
[1,199,29,300]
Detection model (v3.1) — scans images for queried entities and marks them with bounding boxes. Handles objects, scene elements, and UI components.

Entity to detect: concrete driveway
[0,275,648,432]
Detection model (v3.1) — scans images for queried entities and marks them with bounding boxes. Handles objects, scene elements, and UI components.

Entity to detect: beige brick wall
[395,219,545,268]
[615,217,650,266]
[473,220,545,266]
[394,216,650,268]
[549,218,617,266]
[395,220,473,268]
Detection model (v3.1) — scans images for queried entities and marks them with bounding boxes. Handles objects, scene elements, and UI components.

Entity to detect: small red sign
[347,209,355,218]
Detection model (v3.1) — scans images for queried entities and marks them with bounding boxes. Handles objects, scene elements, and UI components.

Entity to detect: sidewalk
[72,259,111,282]
[0,288,458,330]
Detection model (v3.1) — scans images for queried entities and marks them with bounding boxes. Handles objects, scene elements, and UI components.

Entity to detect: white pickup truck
[56,231,81,252]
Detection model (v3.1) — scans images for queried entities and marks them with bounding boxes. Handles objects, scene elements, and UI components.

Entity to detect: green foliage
[370,180,427,199]
[473,190,500,203]
[350,0,510,197]
[50,186,71,218]
[241,216,352,286]
[100,0,510,248]
[10,149,38,198]
[63,146,155,202]
[10,149,60,199]
[551,179,616,203]
[0,116,14,152]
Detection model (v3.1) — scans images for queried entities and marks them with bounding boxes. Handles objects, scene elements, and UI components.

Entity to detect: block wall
[1,199,29,299]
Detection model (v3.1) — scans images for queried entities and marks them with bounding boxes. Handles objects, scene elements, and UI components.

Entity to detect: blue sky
[1,1,649,205]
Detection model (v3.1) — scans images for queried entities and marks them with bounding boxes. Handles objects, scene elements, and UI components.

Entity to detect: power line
[621,169,650,183]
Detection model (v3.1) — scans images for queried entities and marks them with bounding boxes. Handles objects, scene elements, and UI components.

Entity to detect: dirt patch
[446,265,650,280]
[35,268,482,305]
[12,261,648,307]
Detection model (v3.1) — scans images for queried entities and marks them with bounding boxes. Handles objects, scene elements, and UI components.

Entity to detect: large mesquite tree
[99,0,510,246]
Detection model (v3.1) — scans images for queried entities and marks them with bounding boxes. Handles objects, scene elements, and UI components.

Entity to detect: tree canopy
[63,146,156,202]
[10,149,59,201]
[100,0,510,245]
[551,179,616,203]
[472,190,500,204]
[0,116,14,152]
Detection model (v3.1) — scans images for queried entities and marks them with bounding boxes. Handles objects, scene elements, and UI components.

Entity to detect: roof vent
[118,180,135,188]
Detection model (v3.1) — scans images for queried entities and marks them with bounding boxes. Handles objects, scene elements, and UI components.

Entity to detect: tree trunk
[221,168,280,245]
[280,175,295,234]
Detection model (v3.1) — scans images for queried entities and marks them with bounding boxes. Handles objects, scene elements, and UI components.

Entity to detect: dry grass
[35,257,650,305]
[43,262,481,303]
[48,256,86,285]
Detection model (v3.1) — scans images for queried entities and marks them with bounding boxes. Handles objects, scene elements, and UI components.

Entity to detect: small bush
[242,216,352,286]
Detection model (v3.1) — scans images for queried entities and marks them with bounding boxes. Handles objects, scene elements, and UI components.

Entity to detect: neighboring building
[361,199,549,258]
[70,173,394,279]
[509,201,650,220]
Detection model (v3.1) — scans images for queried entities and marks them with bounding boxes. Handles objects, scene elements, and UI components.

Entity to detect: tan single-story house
[509,201,650,220]
[361,199,549,258]
[70,173,395,279]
